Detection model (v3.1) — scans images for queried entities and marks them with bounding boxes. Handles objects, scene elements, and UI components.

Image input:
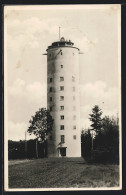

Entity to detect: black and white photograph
[4,4,121,191]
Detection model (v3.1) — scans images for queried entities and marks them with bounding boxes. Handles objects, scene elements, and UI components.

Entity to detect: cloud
[6,16,62,52]
[80,80,118,109]
[6,15,97,55]
[75,36,98,53]
[9,78,47,105]
[80,81,119,128]
[80,118,91,130]
[8,79,119,132]
[26,82,46,102]
[9,78,25,96]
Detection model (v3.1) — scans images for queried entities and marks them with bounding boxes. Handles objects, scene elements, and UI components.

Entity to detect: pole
[59,26,61,40]
[36,138,38,158]
[25,131,27,158]
[91,130,93,151]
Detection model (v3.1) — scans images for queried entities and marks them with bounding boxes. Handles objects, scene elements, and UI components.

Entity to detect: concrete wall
[47,46,81,157]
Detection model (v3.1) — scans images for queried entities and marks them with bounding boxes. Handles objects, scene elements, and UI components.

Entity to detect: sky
[4,5,121,141]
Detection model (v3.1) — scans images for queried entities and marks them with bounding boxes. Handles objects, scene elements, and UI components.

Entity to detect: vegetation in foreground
[9,157,119,188]
[8,105,119,164]
[8,105,119,188]
[81,105,119,164]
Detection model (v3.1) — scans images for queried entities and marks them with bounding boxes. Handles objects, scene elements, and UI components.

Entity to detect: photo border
[1,0,126,194]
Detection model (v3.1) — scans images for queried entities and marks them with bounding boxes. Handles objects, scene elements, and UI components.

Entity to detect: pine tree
[89,105,102,133]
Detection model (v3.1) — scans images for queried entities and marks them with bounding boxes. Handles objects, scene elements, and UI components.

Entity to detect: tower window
[50,97,52,101]
[50,78,53,82]
[60,125,64,130]
[60,77,64,81]
[60,96,64,101]
[73,135,76,140]
[73,115,76,120]
[73,96,75,100]
[73,106,76,111]
[61,65,63,68]
[60,86,64,91]
[73,125,76,130]
[50,87,53,92]
[73,87,75,91]
[60,106,64,110]
[61,115,64,120]
[61,135,65,143]
[50,106,52,111]
[61,52,62,55]
[72,76,75,82]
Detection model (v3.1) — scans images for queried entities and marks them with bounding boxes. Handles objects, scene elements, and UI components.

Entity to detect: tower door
[60,148,66,157]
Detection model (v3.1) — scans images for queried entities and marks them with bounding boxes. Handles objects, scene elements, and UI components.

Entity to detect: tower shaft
[47,38,81,157]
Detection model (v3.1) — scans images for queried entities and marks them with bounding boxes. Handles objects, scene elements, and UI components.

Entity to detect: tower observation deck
[46,37,81,157]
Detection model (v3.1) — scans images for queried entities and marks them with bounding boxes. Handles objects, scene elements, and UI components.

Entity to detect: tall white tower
[46,37,81,157]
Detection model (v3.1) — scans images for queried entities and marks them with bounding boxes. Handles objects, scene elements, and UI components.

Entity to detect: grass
[8,157,119,188]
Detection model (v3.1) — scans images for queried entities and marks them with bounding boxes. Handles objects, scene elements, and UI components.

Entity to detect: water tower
[46,36,81,157]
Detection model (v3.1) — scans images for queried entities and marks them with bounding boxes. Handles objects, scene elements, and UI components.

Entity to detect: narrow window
[60,77,64,81]
[60,96,64,101]
[60,125,64,130]
[73,115,76,120]
[50,107,52,111]
[73,86,75,91]
[60,106,64,110]
[73,125,76,130]
[73,135,76,140]
[61,115,64,120]
[61,135,65,143]
[73,106,76,111]
[72,76,75,82]
[50,97,52,101]
[60,86,64,91]
[49,53,51,57]
[61,52,62,55]
[50,78,53,82]
[50,87,52,92]
[61,65,63,68]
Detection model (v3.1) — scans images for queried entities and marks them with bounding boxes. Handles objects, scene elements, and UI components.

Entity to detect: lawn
[8,157,119,188]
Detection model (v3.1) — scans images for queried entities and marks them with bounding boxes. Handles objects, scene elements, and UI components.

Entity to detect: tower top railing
[47,37,79,51]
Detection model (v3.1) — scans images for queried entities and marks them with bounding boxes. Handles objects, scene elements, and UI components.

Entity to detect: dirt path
[9,159,34,166]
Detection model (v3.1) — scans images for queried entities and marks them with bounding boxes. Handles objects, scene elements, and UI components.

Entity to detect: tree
[93,115,119,163]
[95,115,119,149]
[89,105,102,134]
[27,108,54,158]
[102,116,119,163]
[81,129,92,161]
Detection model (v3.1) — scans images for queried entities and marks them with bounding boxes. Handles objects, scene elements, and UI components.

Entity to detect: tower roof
[46,37,79,51]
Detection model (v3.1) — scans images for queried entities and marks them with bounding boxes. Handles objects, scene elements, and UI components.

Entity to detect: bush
[91,147,112,163]
[8,139,47,159]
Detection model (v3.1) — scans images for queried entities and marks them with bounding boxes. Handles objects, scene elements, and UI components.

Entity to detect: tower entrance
[58,147,67,157]
[60,148,66,157]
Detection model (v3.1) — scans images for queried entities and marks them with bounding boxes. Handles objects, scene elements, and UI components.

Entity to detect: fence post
[36,139,38,158]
